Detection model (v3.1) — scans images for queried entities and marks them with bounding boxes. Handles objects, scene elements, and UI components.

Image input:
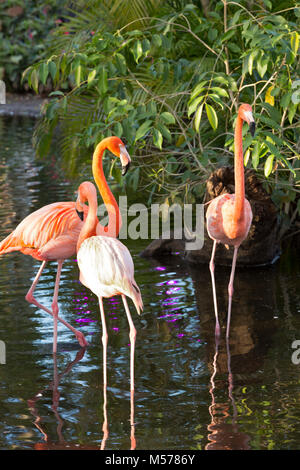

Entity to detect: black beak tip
[250,122,256,137]
[76,209,84,221]
[122,161,130,176]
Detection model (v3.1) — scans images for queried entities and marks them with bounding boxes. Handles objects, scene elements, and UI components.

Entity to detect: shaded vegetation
[0,1,68,90]
[18,1,300,235]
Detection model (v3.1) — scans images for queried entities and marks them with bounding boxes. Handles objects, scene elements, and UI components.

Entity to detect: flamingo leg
[101,382,108,450]
[25,261,88,348]
[99,297,108,387]
[51,260,63,353]
[122,295,136,393]
[209,240,220,337]
[226,246,239,339]
[130,389,136,450]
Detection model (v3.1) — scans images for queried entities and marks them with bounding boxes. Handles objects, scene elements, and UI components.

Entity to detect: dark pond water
[0,116,300,451]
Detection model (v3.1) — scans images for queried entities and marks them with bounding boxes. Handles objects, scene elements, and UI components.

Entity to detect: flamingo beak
[244,110,255,137]
[75,196,84,221]
[76,209,84,221]
[119,145,131,176]
[249,121,256,137]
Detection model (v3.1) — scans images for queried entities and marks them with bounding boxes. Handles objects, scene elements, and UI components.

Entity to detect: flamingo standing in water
[75,181,143,392]
[0,137,131,352]
[206,104,255,339]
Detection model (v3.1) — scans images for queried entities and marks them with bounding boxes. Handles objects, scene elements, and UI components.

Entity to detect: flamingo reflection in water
[28,350,136,450]
[205,337,250,450]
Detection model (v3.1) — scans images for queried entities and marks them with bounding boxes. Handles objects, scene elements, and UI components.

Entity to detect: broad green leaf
[31,68,39,93]
[288,103,297,123]
[265,141,282,160]
[264,154,274,177]
[132,40,143,63]
[244,148,250,166]
[213,75,229,85]
[209,94,224,109]
[190,81,208,100]
[221,29,235,42]
[257,56,269,78]
[208,28,218,42]
[160,112,175,125]
[152,34,162,48]
[280,92,292,108]
[188,95,204,117]
[88,69,97,85]
[98,66,108,94]
[39,63,48,85]
[252,142,260,169]
[291,80,300,104]
[229,10,241,26]
[142,38,151,56]
[157,122,172,142]
[153,128,163,150]
[194,103,203,132]
[21,66,32,83]
[60,54,67,74]
[210,87,229,98]
[74,64,82,87]
[114,53,127,75]
[135,119,152,141]
[48,61,57,81]
[291,31,299,57]
[49,90,64,97]
[248,52,254,75]
[205,103,218,131]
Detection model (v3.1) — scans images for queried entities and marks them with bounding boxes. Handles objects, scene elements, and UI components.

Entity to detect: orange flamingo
[0,137,131,352]
[75,181,143,393]
[206,104,255,339]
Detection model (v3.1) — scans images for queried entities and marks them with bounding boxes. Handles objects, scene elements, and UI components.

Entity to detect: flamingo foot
[76,331,89,348]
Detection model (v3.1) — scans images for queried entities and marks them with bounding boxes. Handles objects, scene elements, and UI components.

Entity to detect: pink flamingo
[75,181,143,393]
[206,104,255,339]
[0,137,131,352]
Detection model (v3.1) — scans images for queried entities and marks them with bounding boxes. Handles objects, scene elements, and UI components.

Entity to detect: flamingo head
[75,181,98,221]
[238,103,255,137]
[103,136,131,176]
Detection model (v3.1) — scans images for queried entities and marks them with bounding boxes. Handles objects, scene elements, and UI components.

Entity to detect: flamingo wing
[77,236,143,314]
[0,202,88,259]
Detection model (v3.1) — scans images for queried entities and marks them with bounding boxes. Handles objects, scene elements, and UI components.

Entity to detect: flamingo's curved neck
[234,115,245,221]
[92,141,121,237]
[77,193,98,252]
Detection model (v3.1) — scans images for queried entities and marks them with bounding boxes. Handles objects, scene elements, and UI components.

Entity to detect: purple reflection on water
[162,297,180,306]
[166,287,181,295]
[75,318,97,323]
[157,279,179,287]
[155,266,166,271]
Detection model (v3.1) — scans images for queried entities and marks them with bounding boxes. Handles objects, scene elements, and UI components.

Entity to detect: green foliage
[23,0,300,227]
[0,0,68,90]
